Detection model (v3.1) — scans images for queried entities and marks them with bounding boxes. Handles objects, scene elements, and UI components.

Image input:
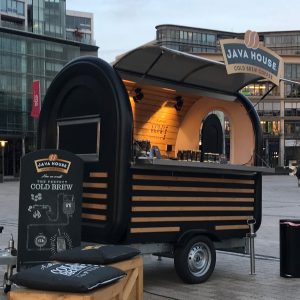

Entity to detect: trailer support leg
[247,218,256,275]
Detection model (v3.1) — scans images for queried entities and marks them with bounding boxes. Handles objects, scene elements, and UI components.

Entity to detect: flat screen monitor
[57,116,100,161]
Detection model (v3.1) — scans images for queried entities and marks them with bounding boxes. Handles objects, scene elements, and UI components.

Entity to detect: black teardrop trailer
[37,45,273,283]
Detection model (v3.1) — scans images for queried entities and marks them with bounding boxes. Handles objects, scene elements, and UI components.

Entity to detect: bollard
[246,218,256,275]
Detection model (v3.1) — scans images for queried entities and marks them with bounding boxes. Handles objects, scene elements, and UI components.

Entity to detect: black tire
[3,284,11,294]
[174,235,216,284]
[3,272,11,294]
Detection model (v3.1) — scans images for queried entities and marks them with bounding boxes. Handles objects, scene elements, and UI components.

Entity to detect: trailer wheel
[174,235,216,283]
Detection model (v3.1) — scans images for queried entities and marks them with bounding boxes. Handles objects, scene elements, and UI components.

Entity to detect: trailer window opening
[56,116,100,161]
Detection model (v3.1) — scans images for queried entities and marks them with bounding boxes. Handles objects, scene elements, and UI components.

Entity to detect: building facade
[66,10,94,45]
[0,0,98,177]
[156,24,300,168]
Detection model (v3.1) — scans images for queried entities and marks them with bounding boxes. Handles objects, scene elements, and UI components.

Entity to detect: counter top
[131,158,275,175]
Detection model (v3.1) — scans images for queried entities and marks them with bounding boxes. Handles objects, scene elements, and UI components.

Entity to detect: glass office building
[156,25,300,168]
[66,10,94,45]
[28,0,66,38]
[0,1,97,177]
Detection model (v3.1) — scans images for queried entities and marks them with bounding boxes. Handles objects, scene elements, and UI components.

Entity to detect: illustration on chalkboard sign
[26,193,75,252]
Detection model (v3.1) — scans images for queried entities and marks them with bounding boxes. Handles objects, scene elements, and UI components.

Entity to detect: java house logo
[220,30,283,85]
[34,154,71,174]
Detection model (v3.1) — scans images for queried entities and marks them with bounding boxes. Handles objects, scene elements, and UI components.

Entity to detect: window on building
[284,102,300,116]
[242,83,280,97]
[285,83,300,98]
[16,1,24,15]
[0,0,24,15]
[255,102,280,117]
[285,121,300,137]
[0,0,7,11]
[207,34,216,45]
[261,121,280,135]
[285,63,300,80]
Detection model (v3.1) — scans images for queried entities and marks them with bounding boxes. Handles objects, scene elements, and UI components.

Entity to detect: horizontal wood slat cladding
[135,128,179,138]
[81,213,107,221]
[82,203,107,210]
[82,192,107,199]
[89,172,108,178]
[129,169,257,239]
[133,185,254,193]
[83,182,108,188]
[82,171,109,224]
[132,206,254,212]
[136,121,178,135]
[132,196,254,202]
[131,215,252,222]
[215,225,250,230]
[133,174,255,185]
[130,227,180,233]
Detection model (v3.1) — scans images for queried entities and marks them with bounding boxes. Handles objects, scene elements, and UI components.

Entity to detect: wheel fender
[176,229,219,247]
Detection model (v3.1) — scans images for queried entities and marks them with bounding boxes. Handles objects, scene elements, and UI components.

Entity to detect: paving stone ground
[1,175,300,299]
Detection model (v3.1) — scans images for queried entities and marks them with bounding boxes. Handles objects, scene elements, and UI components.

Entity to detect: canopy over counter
[114,44,264,99]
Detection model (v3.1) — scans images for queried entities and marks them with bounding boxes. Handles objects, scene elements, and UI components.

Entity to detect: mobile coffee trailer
[37,45,272,283]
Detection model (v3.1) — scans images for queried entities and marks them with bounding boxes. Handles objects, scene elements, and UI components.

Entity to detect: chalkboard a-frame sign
[17,149,83,269]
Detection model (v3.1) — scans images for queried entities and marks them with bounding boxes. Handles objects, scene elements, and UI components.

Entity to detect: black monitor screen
[57,117,100,160]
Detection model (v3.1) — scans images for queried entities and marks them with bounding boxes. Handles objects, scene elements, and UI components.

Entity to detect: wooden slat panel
[89,172,108,178]
[133,185,254,193]
[82,193,107,199]
[133,174,254,185]
[136,124,178,134]
[130,227,180,233]
[82,203,107,210]
[215,225,249,230]
[81,213,107,221]
[131,206,254,212]
[83,182,108,188]
[134,104,181,118]
[134,114,184,125]
[132,196,254,202]
[135,119,180,129]
[131,215,252,222]
[134,134,175,145]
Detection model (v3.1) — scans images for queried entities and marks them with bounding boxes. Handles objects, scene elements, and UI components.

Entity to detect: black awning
[113,45,263,98]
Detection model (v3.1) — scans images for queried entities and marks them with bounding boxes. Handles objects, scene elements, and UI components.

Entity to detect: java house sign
[220,30,283,86]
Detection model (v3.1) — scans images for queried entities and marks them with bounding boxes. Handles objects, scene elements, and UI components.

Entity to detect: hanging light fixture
[133,88,144,103]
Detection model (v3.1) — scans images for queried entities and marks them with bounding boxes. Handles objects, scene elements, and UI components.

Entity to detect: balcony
[1,20,25,31]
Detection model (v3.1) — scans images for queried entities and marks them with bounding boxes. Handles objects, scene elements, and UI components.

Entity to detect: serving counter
[132,158,275,175]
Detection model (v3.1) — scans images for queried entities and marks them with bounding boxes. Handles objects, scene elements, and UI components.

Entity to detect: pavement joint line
[218,250,280,261]
[144,290,180,300]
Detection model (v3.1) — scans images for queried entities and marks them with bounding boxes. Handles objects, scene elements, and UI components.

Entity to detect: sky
[67,0,300,63]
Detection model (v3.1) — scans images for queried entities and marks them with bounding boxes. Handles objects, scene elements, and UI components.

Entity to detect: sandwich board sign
[17,149,83,269]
